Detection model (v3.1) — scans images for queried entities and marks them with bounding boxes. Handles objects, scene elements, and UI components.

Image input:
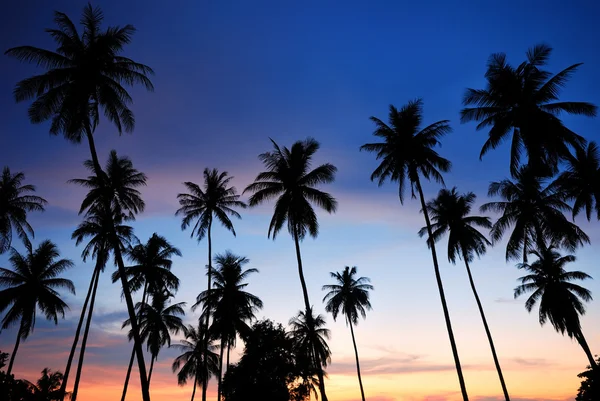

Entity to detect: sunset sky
[1,1,600,400]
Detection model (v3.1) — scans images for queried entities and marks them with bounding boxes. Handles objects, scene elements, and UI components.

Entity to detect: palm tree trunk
[202,218,213,401]
[190,376,198,401]
[59,265,96,400]
[415,177,468,401]
[85,128,151,401]
[121,282,149,401]
[293,229,328,401]
[71,264,101,401]
[6,320,24,376]
[462,254,509,401]
[226,341,230,371]
[148,357,155,385]
[574,328,599,371]
[217,337,225,401]
[347,316,366,401]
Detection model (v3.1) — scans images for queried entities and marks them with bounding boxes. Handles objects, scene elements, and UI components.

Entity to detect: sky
[1,0,600,400]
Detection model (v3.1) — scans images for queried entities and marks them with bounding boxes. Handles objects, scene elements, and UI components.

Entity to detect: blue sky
[1,1,600,400]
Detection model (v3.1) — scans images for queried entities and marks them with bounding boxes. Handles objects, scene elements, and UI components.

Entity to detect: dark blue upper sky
[1,0,599,195]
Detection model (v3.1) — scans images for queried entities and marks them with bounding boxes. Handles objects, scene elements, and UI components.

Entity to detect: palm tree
[22,368,68,401]
[514,242,598,371]
[0,240,75,375]
[123,291,186,387]
[193,251,263,401]
[172,324,220,401]
[481,165,589,263]
[176,168,245,401]
[322,266,373,401]
[114,233,181,401]
[0,167,47,254]
[360,99,469,400]
[63,151,146,401]
[552,141,600,221]
[6,5,154,399]
[419,188,510,401]
[289,307,331,397]
[460,43,597,176]
[244,137,337,401]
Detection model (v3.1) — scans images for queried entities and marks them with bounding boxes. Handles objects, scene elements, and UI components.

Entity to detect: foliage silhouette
[0,241,74,376]
[0,167,47,254]
[419,188,510,401]
[244,137,337,401]
[322,266,372,401]
[576,357,600,401]
[361,99,469,400]
[461,43,597,176]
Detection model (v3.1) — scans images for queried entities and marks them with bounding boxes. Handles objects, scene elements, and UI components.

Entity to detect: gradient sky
[1,1,600,400]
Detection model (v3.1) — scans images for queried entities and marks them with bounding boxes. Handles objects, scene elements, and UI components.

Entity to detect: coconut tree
[360,99,469,400]
[63,151,146,401]
[176,168,245,401]
[0,167,47,254]
[552,141,600,221]
[289,307,331,397]
[419,188,510,401]
[514,241,598,370]
[481,165,589,263]
[244,137,337,401]
[193,251,263,401]
[6,4,155,399]
[0,240,74,375]
[22,368,68,401]
[114,233,181,401]
[123,291,186,387]
[172,324,220,401]
[461,43,597,176]
[322,266,373,401]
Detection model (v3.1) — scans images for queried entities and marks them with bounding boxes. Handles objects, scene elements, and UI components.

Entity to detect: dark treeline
[0,4,599,401]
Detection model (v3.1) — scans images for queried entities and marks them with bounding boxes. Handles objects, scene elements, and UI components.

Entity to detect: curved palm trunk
[71,264,101,401]
[190,376,198,401]
[415,178,468,401]
[202,218,213,401]
[574,328,599,372]
[217,337,225,401]
[462,255,510,401]
[121,283,149,401]
[226,341,230,371]
[347,316,366,401]
[293,229,328,401]
[6,320,24,376]
[148,357,155,385]
[85,129,151,401]
[59,265,96,400]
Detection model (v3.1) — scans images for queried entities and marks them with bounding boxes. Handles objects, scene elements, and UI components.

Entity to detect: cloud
[511,357,553,368]
[493,297,521,304]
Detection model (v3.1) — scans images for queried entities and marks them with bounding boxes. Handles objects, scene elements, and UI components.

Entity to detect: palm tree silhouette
[65,151,146,401]
[360,99,469,400]
[419,188,510,401]
[114,233,181,401]
[289,307,331,397]
[124,291,186,387]
[0,167,47,254]
[481,165,589,263]
[514,241,598,370]
[6,5,154,399]
[0,240,74,375]
[22,368,68,401]
[193,251,262,401]
[322,266,373,401]
[176,168,246,401]
[172,324,220,401]
[461,43,597,176]
[552,141,600,221]
[244,137,337,401]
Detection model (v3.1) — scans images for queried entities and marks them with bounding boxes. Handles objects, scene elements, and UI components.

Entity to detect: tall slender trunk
[415,178,468,401]
[226,341,230,372]
[293,229,328,401]
[6,320,24,376]
[574,328,599,371]
[462,253,510,401]
[148,357,155,385]
[347,316,366,401]
[217,337,225,401]
[190,376,198,401]
[71,264,101,401]
[59,266,96,400]
[85,128,150,401]
[202,218,213,401]
[121,283,149,401]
